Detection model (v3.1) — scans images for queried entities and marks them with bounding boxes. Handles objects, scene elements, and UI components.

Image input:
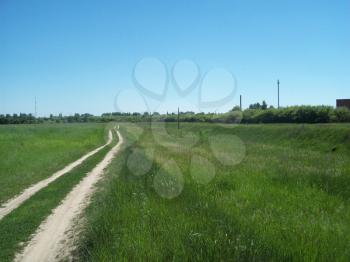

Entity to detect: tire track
[0,130,113,221]
[15,130,123,262]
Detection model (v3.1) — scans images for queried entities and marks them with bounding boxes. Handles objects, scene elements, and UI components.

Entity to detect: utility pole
[177,107,180,130]
[149,111,152,127]
[35,96,37,118]
[277,80,280,109]
[240,95,242,110]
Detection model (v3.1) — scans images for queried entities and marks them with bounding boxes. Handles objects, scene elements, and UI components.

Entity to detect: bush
[241,106,349,124]
[332,107,350,123]
[1,106,350,125]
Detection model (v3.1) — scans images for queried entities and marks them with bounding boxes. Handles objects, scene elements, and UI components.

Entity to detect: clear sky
[1,0,349,116]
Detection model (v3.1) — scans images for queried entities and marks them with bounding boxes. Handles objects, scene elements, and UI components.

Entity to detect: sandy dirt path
[15,130,123,262]
[0,131,113,221]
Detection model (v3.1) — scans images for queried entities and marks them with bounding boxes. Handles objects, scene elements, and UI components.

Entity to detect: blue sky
[1,0,349,116]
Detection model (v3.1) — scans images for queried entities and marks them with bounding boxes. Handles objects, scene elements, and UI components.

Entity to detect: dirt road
[0,130,113,221]
[15,130,123,262]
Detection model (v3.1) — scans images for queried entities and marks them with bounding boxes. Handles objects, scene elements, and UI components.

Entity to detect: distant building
[336,99,350,110]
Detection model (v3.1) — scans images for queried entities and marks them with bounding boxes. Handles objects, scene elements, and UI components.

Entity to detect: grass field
[0,127,118,262]
[76,122,350,261]
[0,123,107,204]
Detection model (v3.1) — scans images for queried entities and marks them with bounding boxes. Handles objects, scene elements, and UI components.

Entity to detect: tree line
[1,102,350,125]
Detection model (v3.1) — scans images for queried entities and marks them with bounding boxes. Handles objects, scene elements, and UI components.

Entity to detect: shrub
[332,107,350,122]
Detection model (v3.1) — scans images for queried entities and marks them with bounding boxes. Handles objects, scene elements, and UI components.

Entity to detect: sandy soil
[0,131,113,221]
[15,130,123,262]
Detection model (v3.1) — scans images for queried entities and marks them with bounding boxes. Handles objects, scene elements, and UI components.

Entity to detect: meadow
[0,125,119,261]
[0,123,106,204]
[76,122,350,261]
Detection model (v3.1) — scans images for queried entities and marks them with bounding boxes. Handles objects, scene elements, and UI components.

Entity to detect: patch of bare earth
[0,131,113,221]
[15,130,123,262]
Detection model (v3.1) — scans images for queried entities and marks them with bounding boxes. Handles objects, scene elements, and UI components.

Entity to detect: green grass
[76,123,350,261]
[0,128,118,262]
[0,123,107,204]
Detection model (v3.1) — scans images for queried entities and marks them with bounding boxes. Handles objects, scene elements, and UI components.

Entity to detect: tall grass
[0,129,118,262]
[0,123,106,204]
[76,123,350,261]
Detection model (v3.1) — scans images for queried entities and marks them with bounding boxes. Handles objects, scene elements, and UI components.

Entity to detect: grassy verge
[0,123,107,204]
[0,128,117,262]
[76,123,350,261]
